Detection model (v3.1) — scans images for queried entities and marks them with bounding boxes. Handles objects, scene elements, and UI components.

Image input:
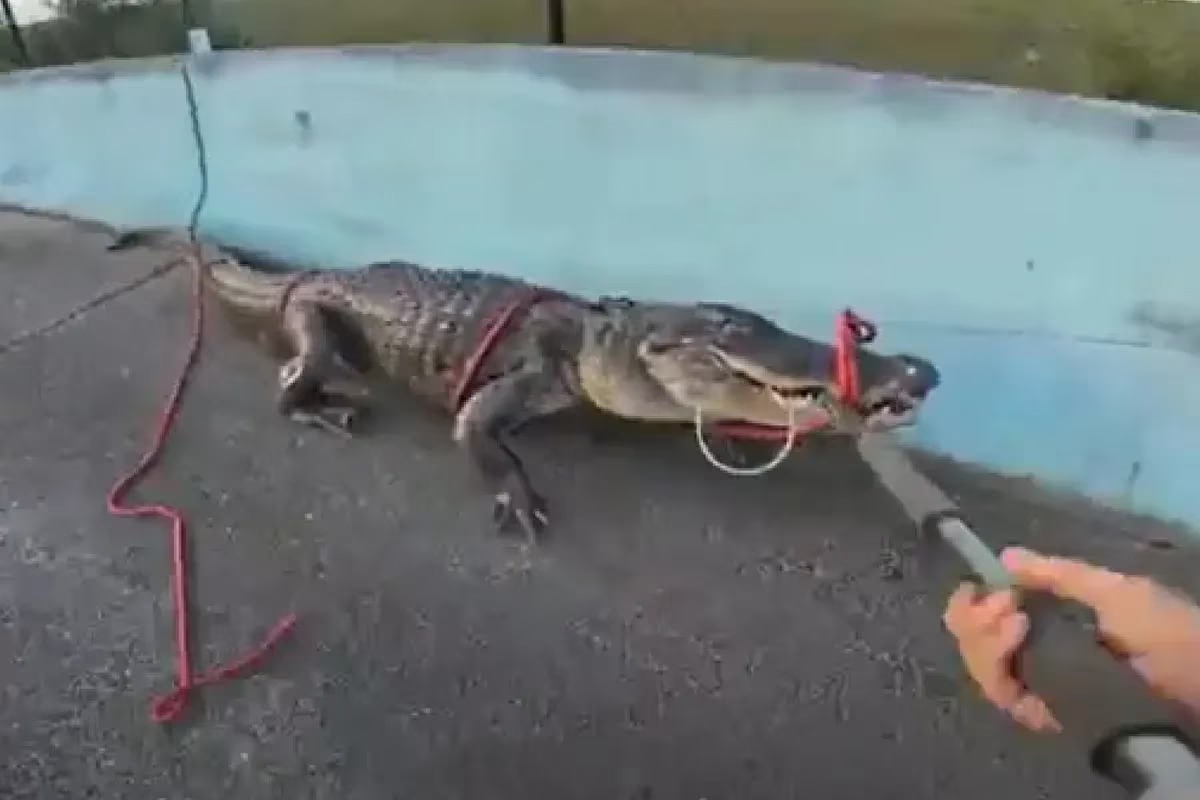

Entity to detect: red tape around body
[106,251,296,724]
[450,288,559,412]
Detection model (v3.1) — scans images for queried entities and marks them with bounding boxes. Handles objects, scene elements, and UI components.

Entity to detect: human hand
[943,546,1200,732]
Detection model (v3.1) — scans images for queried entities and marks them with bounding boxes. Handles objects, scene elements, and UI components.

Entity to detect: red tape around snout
[712,308,875,442]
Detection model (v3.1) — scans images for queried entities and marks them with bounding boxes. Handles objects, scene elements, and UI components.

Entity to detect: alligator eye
[643,332,694,356]
[644,341,675,356]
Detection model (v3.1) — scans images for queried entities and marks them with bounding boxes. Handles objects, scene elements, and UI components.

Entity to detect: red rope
[106,249,297,724]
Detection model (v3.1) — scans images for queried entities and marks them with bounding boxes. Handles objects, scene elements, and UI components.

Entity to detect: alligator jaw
[859,392,924,430]
[711,350,829,399]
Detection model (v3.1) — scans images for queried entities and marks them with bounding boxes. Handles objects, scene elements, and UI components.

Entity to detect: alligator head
[851,345,941,431]
[579,298,940,433]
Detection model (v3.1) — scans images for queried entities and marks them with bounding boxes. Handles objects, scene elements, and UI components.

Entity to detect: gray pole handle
[854,433,1200,797]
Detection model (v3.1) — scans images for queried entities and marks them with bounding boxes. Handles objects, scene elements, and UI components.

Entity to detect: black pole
[0,0,31,67]
[545,0,564,45]
[180,0,195,30]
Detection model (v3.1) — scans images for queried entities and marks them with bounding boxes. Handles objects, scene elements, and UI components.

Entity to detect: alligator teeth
[774,385,824,399]
[739,371,825,402]
[771,389,820,409]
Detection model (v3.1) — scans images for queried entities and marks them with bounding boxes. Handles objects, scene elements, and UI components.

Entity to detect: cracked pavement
[1,208,1198,799]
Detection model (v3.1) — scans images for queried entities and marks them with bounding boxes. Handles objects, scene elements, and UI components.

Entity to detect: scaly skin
[108,228,941,542]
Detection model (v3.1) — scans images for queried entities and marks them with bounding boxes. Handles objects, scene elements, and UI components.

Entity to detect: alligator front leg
[453,368,578,544]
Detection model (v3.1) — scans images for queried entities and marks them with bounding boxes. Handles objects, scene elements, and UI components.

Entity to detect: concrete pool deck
[1,208,1197,798]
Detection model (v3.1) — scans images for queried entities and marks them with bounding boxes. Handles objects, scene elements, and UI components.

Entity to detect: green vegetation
[568,0,1200,110]
[220,0,1200,112]
[1,0,245,68]
[4,0,1200,113]
[221,0,547,47]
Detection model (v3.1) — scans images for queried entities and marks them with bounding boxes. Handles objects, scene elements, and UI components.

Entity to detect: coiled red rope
[106,249,296,724]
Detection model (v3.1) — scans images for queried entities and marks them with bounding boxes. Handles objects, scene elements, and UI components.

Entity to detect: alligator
[108,228,941,542]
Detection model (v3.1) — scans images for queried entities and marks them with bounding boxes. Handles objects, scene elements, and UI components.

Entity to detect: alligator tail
[107,225,298,320]
[204,258,295,319]
[106,226,192,252]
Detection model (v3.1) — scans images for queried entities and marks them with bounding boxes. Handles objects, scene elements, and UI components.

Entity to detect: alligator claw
[289,407,358,438]
[324,382,372,401]
[492,486,549,544]
[329,407,359,432]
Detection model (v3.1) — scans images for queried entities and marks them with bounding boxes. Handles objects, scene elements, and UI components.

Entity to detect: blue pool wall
[2,45,1198,532]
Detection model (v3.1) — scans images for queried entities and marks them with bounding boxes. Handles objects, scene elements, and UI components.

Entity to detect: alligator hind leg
[276,300,367,437]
